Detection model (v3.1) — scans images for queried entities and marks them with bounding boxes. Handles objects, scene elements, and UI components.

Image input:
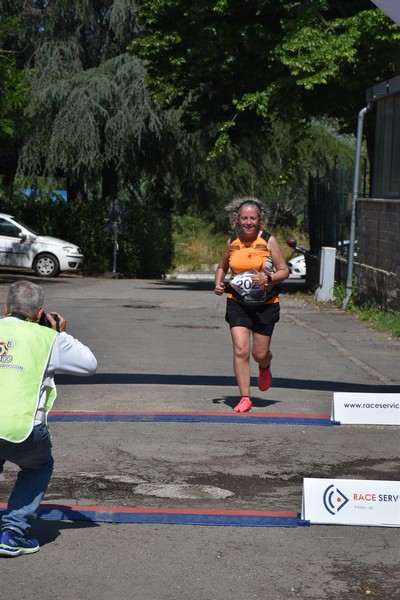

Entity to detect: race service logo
[323,484,350,515]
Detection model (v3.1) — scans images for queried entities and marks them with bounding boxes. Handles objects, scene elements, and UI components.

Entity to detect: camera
[39,312,61,332]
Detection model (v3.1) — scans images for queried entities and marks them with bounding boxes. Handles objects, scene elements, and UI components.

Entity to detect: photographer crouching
[0,280,97,557]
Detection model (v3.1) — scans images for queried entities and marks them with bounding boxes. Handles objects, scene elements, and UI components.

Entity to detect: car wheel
[33,253,60,277]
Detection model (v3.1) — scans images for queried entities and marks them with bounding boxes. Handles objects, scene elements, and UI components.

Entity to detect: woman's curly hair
[224,196,268,230]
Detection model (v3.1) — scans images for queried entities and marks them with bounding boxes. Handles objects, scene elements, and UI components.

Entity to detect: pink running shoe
[233,397,252,413]
[258,365,272,391]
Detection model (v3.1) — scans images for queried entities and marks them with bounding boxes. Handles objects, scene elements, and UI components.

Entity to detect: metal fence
[307,164,353,254]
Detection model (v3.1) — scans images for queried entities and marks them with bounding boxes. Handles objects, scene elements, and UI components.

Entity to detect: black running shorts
[225,298,280,336]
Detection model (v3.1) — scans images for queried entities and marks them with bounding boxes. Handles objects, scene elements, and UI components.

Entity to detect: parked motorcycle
[286,238,308,279]
[285,237,357,279]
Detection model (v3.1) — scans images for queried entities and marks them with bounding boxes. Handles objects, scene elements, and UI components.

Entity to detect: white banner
[301,478,400,526]
[331,392,400,425]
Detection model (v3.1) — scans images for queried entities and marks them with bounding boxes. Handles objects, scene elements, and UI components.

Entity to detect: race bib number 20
[230,271,261,297]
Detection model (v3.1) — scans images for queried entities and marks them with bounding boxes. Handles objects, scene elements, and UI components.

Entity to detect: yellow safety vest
[0,319,57,442]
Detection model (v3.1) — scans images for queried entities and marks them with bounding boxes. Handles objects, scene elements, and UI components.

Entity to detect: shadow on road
[31,513,99,548]
[55,372,400,394]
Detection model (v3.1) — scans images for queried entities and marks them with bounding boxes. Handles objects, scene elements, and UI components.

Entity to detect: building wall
[372,94,400,198]
[370,80,400,199]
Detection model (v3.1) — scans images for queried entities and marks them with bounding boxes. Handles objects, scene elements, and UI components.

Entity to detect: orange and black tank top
[227,231,279,304]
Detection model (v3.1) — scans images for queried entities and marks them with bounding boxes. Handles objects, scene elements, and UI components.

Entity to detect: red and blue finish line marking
[0,503,308,527]
[48,411,338,426]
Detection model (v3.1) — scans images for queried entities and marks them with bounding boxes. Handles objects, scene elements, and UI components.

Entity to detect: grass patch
[334,283,400,339]
[354,304,400,338]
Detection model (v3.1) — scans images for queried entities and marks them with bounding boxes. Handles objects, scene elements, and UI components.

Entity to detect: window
[0,219,22,238]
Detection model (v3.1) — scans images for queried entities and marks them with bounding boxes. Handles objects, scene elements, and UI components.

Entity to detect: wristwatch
[264,274,272,287]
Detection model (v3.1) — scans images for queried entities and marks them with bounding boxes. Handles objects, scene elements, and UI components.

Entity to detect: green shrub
[173,215,227,270]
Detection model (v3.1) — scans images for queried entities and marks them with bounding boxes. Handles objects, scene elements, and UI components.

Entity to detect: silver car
[0,213,84,277]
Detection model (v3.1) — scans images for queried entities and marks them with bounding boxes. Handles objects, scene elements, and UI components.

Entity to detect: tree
[18,52,167,194]
[132,0,400,154]
[0,16,27,190]
[0,1,160,194]
[0,19,25,137]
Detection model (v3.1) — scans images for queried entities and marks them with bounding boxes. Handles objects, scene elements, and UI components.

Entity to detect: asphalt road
[0,272,399,600]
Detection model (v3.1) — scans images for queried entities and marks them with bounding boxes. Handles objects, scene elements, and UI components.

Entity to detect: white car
[288,254,306,278]
[0,213,84,277]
